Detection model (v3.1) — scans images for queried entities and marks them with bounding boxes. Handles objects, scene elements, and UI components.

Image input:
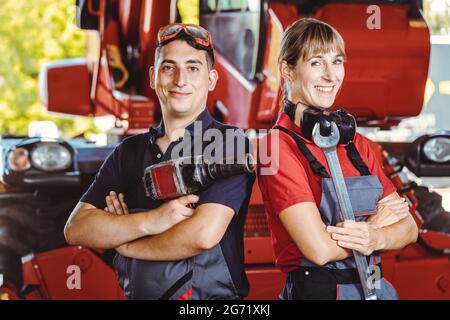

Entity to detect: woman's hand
[327,221,385,256]
[368,196,410,229]
[104,191,129,215]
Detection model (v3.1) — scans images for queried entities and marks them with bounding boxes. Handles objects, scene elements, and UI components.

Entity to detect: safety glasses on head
[157,23,213,49]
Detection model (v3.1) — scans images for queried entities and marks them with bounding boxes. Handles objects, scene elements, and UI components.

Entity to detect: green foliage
[423,0,450,36]
[178,0,200,24]
[0,0,96,138]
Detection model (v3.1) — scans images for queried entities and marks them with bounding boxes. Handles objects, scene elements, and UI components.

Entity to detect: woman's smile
[314,85,335,94]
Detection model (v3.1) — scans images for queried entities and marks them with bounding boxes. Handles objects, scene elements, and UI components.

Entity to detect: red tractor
[0,0,449,300]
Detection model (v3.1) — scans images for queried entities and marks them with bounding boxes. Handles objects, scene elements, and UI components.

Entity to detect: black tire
[0,216,37,256]
[0,191,79,288]
[0,197,71,252]
[422,212,450,234]
[0,203,55,232]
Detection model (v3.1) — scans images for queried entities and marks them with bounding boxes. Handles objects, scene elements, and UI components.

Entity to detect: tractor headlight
[30,142,72,171]
[423,137,450,163]
[7,147,31,172]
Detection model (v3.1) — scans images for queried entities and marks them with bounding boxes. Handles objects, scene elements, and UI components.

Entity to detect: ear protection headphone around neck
[283,99,356,145]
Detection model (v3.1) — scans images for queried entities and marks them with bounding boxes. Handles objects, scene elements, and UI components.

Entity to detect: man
[64,23,255,300]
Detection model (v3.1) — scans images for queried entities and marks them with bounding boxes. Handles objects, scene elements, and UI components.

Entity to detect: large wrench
[312,121,378,300]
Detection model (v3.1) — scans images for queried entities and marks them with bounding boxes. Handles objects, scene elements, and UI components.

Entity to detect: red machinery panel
[21,247,125,300]
[40,59,92,117]
[323,4,430,123]
[220,2,431,129]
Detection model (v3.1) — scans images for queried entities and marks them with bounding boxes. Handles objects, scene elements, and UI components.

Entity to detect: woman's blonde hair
[278,18,346,67]
[278,18,346,103]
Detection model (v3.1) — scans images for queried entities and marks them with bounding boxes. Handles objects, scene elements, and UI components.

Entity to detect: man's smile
[169,90,192,97]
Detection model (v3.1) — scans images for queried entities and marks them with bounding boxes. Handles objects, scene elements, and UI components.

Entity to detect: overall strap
[120,133,149,194]
[274,126,330,178]
[345,142,371,176]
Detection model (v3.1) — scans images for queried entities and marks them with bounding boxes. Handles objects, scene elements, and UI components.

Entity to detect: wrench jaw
[312,121,340,148]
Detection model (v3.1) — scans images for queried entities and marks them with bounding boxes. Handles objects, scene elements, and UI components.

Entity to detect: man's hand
[112,194,199,255]
[104,191,129,215]
[327,221,384,256]
[104,191,199,234]
[368,196,410,229]
[115,243,128,256]
[154,195,199,232]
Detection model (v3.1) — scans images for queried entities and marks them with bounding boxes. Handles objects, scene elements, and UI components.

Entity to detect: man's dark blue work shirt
[80,108,255,299]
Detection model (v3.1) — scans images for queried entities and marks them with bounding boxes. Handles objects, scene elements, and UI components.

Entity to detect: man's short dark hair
[155,31,215,70]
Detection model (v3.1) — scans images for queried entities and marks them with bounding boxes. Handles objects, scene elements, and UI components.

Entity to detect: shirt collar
[149,108,214,144]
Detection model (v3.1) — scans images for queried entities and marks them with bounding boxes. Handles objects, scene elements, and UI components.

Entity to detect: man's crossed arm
[64,192,198,249]
[64,192,234,261]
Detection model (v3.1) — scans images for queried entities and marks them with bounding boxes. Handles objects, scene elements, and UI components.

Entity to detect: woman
[257,18,418,300]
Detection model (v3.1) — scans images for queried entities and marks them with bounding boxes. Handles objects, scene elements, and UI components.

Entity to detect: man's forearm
[65,205,162,249]
[118,216,207,261]
[118,203,233,261]
[376,215,418,251]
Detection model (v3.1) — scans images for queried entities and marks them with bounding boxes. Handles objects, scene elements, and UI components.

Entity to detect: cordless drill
[142,154,255,200]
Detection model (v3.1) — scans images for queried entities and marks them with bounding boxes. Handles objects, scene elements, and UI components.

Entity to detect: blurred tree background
[424,0,450,35]
[178,0,199,24]
[0,0,95,138]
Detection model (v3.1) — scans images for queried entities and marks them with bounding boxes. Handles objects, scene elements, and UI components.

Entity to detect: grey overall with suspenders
[274,124,398,300]
[112,126,246,300]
